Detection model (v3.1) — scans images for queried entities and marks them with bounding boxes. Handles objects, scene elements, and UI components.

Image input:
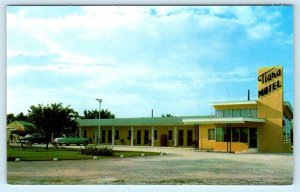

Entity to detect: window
[283,117,291,143]
[127,130,131,140]
[115,130,120,140]
[216,110,223,117]
[208,129,215,140]
[232,109,241,117]
[154,130,158,140]
[223,109,232,117]
[232,128,240,142]
[249,109,257,118]
[168,130,173,140]
[216,128,225,142]
[240,128,248,143]
[241,109,249,117]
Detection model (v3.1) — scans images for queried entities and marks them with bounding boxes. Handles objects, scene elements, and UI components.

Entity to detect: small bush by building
[80,145,113,156]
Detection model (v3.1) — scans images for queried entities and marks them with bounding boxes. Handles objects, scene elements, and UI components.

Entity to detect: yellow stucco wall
[199,125,215,150]
[214,142,248,152]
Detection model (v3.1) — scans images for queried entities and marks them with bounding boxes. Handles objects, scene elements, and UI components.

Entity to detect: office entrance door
[249,128,257,148]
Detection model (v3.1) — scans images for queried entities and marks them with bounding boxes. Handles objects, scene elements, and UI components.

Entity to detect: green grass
[113,150,160,157]
[7,147,93,161]
[7,146,160,161]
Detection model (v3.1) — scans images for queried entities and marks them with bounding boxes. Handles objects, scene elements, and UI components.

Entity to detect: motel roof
[78,100,292,127]
[78,115,265,127]
[78,116,214,127]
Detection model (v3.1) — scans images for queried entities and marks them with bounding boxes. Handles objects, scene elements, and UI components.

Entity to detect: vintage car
[52,135,88,146]
[20,133,45,144]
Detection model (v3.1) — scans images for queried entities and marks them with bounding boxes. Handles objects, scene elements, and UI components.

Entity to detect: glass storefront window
[216,110,223,117]
[232,109,241,117]
[223,109,232,117]
[216,128,224,142]
[215,108,257,118]
[249,109,257,118]
[216,127,249,143]
[241,109,249,117]
[232,128,240,142]
[240,128,248,143]
[283,117,291,143]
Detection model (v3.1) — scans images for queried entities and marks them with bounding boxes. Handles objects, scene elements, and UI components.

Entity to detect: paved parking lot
[7,146,293,185]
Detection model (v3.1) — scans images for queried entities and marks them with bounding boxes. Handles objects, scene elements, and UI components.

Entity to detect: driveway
[7,146,293,185]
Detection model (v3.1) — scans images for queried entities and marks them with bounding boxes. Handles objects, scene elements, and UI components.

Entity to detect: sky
[6,5,294,118]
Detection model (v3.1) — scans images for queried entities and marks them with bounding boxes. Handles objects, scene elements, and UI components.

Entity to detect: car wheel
[59,143,62,146]
[66,144,70,146]
[84,142,88,146]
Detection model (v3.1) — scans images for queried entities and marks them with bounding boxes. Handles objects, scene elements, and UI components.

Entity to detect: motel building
[78,66,293,153]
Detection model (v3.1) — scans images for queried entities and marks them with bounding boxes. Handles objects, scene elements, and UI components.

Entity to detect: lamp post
[96,98,102,146]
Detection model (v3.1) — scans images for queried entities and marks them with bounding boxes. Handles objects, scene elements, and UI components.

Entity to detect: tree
[15,112,29,121]
[7,113,15,124]
[161,114,174,117]
[7,112,29,124]
[28,103,79,149]
[81,109,115,119]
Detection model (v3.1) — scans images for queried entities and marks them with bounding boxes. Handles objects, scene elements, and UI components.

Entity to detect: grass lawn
[7,146,160,161]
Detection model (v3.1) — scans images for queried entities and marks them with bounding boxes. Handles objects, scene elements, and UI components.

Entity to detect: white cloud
[247,23,272,40]
[6,6,293,116]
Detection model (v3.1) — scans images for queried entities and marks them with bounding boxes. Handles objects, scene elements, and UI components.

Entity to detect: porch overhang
[182,117,265,125]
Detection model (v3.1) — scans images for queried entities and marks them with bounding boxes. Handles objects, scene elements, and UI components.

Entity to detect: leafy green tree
[28,103,79,149]
[81,109,115,119]
[7,112,29,124]
[7,113,15,124]
[15,112,29,121]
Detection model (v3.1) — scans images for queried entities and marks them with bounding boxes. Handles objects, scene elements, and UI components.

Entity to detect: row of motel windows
[208,128,248,143]
[283,117,292,143]
[215,108,257,118]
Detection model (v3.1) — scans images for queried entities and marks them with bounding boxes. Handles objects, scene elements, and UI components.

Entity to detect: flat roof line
[183,117,265,124]
[210,100,257,106]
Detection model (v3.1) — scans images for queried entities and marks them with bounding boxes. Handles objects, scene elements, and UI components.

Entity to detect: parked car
[52,135,88,146]
[21,133,45,144]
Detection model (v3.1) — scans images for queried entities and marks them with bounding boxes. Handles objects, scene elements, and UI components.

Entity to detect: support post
[174,126,178,147]
[198,124,201,150]
[79,126,82,137]
[230,124,232,152]
[94,128,97,144]
[151,127,155,147]
[112,126,115,147]
[131,126,134,146]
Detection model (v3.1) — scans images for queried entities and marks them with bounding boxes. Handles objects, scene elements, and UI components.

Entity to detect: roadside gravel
[7,146,293,185]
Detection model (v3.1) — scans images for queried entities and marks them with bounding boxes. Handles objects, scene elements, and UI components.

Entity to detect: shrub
[80,145,113,156]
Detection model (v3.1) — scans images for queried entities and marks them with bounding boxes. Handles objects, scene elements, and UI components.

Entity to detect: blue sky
[6,5,294,117]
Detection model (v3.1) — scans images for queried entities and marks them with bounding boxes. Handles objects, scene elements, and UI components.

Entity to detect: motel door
[178,130,184,146]
[144,130,149,145]
[108,130,112,143]
[249,128,257,148]
[187,130,193,146]
[102,130,106,143]
[137,130,141,145]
